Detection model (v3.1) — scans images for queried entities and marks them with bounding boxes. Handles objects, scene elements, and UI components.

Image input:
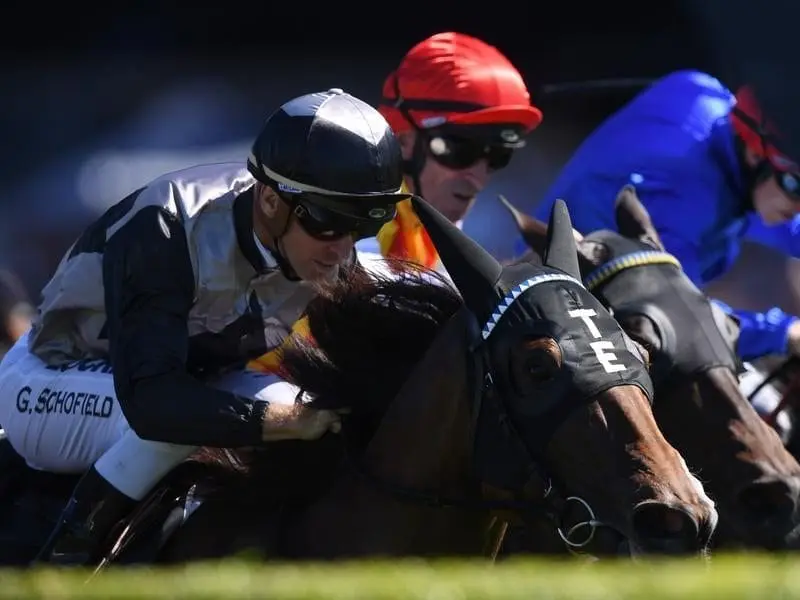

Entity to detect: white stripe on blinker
[481,273,584,340]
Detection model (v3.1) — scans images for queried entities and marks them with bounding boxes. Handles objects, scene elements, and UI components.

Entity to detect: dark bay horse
[503,186,800,551]
[103,197,716,565]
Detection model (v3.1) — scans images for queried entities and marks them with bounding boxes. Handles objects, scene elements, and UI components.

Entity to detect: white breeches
[0,332,298,500]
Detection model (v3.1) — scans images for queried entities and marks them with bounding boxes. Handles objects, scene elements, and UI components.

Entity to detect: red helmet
[732,85,798,171]
[379,32,543,135]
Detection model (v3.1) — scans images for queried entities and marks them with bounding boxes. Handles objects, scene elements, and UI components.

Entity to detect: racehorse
[502,186,800,551]
[80,197,716,566]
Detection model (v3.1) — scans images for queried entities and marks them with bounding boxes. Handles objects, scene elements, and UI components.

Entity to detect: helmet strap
[406,135,427,199]
[273,237,301,282]
[260,197,301,281]
[391,72,429,198]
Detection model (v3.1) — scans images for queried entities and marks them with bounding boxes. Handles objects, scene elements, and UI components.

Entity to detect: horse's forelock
[280,261,463,417]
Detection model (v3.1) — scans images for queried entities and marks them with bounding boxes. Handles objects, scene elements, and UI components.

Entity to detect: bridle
[583,249,684,383]
[583,245,745,388]
[585,246,794,413]
[583,250,682,292]
[328,272,629,555]
[338,335,606,553]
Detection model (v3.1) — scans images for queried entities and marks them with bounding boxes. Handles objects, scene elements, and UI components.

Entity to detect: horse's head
[506,186,800,550]
[413,195,717,555]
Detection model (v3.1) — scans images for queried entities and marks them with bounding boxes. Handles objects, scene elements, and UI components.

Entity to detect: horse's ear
[497,195,549,257]
[498,195,595,276]
[498,195,584,259]
[542,199,582,279]
[614,185,665,251]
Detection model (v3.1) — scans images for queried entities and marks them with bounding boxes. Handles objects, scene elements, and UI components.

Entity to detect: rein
[750,356,800,426]
[747,356,800,403]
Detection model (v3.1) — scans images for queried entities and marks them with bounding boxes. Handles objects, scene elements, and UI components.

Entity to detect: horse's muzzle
[629,500,709,555]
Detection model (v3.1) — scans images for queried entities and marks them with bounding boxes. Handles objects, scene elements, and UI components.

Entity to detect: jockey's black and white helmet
[247,88,412,232]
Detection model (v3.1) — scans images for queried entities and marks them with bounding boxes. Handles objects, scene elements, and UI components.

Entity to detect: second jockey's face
[399,130,495,224]
[752,173,800,224]
[744,146,800,224]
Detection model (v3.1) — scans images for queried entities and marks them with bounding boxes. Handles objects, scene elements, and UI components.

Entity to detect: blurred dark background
[1,0,797,314]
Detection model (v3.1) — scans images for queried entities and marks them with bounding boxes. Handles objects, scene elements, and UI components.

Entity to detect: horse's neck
[354,326,488,553]
[655,368,784,475]
[296,313,494,557]
[364,349,474,489]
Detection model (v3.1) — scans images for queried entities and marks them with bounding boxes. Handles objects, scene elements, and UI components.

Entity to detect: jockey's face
[398,130,500,224]
[744,146,800,224]
[751,172,800,224]
[282,215,354,282]
[254,184,354,283]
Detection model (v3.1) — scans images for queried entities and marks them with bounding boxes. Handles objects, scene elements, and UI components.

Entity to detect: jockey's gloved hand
[261,403,343,442]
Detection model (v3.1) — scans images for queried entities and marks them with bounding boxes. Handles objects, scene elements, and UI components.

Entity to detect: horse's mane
[281,260,462,413]
[190,259,464,486]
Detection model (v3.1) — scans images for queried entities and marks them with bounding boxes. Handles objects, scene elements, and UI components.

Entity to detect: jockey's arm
[656,229,797,360]
[102,206,270,448]
[742,212,800,257]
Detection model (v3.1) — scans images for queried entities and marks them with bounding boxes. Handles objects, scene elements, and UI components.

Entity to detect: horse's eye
[525,350,559,383]
[512,338,562,390]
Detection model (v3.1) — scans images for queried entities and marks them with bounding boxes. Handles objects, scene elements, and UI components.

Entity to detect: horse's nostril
[631,501,700,550]
[736,479,797,524]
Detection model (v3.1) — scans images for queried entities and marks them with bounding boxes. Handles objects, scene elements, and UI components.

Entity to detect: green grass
[0,554,797,599]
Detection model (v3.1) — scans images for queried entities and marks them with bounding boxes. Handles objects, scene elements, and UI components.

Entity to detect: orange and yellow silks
[247,315,312,375]
[376,198,441,270]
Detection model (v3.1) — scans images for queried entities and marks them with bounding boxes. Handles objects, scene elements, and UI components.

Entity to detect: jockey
[0,88,410,565]
[356,31,543,270]
[519,70,800,364]
[250,33,543,375]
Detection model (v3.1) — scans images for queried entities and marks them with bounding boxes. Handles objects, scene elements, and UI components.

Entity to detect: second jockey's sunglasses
[776,170,800,201]
[421,124,526,172]
[277,189,398,241]
[426,134,515,171]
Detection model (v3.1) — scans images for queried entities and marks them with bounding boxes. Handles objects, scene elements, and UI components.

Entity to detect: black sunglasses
[777,170,800,201]
[279,191,398,241]
[425,134,517,171]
